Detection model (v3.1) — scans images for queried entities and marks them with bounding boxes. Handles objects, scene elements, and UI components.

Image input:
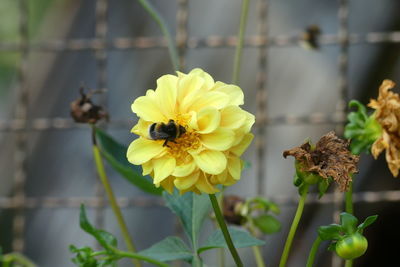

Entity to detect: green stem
[247,218,266,267]
[138,0,180,71]
[252,246,266,267]
[232,0,251,84]
[93,249,171,267]
[279,185,309,267]
[345,181,354,267]
[217,191,225,267]
[2,253,37,267]
[218,243,225,267]
[192,255,202,267]
[209,194,243,267]
[92,128,142,267]
[345,181,353,214]
[306,236,322,267]
[345,260,353,267]
[115,249,171,267]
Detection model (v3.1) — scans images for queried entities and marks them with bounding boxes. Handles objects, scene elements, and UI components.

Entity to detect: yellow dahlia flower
[126,68,255,194]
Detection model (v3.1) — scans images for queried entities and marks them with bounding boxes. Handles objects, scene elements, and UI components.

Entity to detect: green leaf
[253,215,281,234]
[344,100,382,155]
[327,242,337,252]
[349,100,368,120]
[95,128,162,196]
[318,224,343,241]
[163,190,210,247]
[198,227,265,254]
[357,215,378,232]
[139,236,193,262]
[318,178,331,199]
[79,204,117,251]
[293,173,302,187]
[248,197,280,214]
[340,212,358,234]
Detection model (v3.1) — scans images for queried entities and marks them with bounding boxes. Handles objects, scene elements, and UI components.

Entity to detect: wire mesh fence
[1,0,400,266]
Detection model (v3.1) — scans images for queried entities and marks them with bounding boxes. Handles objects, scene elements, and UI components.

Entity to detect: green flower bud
[335,233,368,260]
[295,161,321,185]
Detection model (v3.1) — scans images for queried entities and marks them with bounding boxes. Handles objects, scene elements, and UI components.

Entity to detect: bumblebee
[149,119,186,147]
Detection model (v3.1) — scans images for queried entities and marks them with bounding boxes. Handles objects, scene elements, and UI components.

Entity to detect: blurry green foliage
[0,0,54,95]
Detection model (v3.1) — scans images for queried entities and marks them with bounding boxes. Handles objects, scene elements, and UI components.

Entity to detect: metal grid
[1,0,400,266]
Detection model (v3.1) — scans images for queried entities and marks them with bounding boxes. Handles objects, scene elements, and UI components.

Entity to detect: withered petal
[283,131,359,191]
[369,79,400,178]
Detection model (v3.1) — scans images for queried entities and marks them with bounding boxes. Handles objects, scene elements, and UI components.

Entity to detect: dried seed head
[223,195,246,226]
[283,131,359,191]
[70,87,108,124]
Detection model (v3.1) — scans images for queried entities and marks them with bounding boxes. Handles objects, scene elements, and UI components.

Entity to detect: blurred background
[1,0,400,266]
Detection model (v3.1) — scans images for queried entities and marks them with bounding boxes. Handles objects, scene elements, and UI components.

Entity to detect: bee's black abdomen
[149,123,158,139]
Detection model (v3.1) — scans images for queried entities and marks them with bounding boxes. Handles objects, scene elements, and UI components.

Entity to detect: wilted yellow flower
[368,79,400,177]
[127,68,255,194]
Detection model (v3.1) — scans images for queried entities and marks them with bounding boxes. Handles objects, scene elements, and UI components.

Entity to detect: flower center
[168,130,200,164]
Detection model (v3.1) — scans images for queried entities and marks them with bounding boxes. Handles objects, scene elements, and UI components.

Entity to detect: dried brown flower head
[223,195,246,226]
[70,88,108,124]
[283,131,359,191]
[368,80,400,177]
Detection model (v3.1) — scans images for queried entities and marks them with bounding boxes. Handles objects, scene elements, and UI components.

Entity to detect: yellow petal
[172,160,196,177]
[174,172,200,190]
[131,93,166,122]
[191,150,227,175]
[153,155,176,184]
[176,71,186,78]
[210,169,228,184]
[200,128,235,151]
[188,110,198,130]
[156,74,178,119]
[177,74,204,113]
[127,138,166,165]
[187,68,215,90]
[131,119,153,138]
[214,84,244,106]
[196,107,221,134]
[231,111,256,146]
[231,133,254,156]
[179,186,201,195]
[223,173,237,186]
[142,161,153,175]
[160,176,175,194]
[195,172,219,194]
[220,106,247,129]
[227,156,242,180]
[189,91,229,112]
[242,111,256,132]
